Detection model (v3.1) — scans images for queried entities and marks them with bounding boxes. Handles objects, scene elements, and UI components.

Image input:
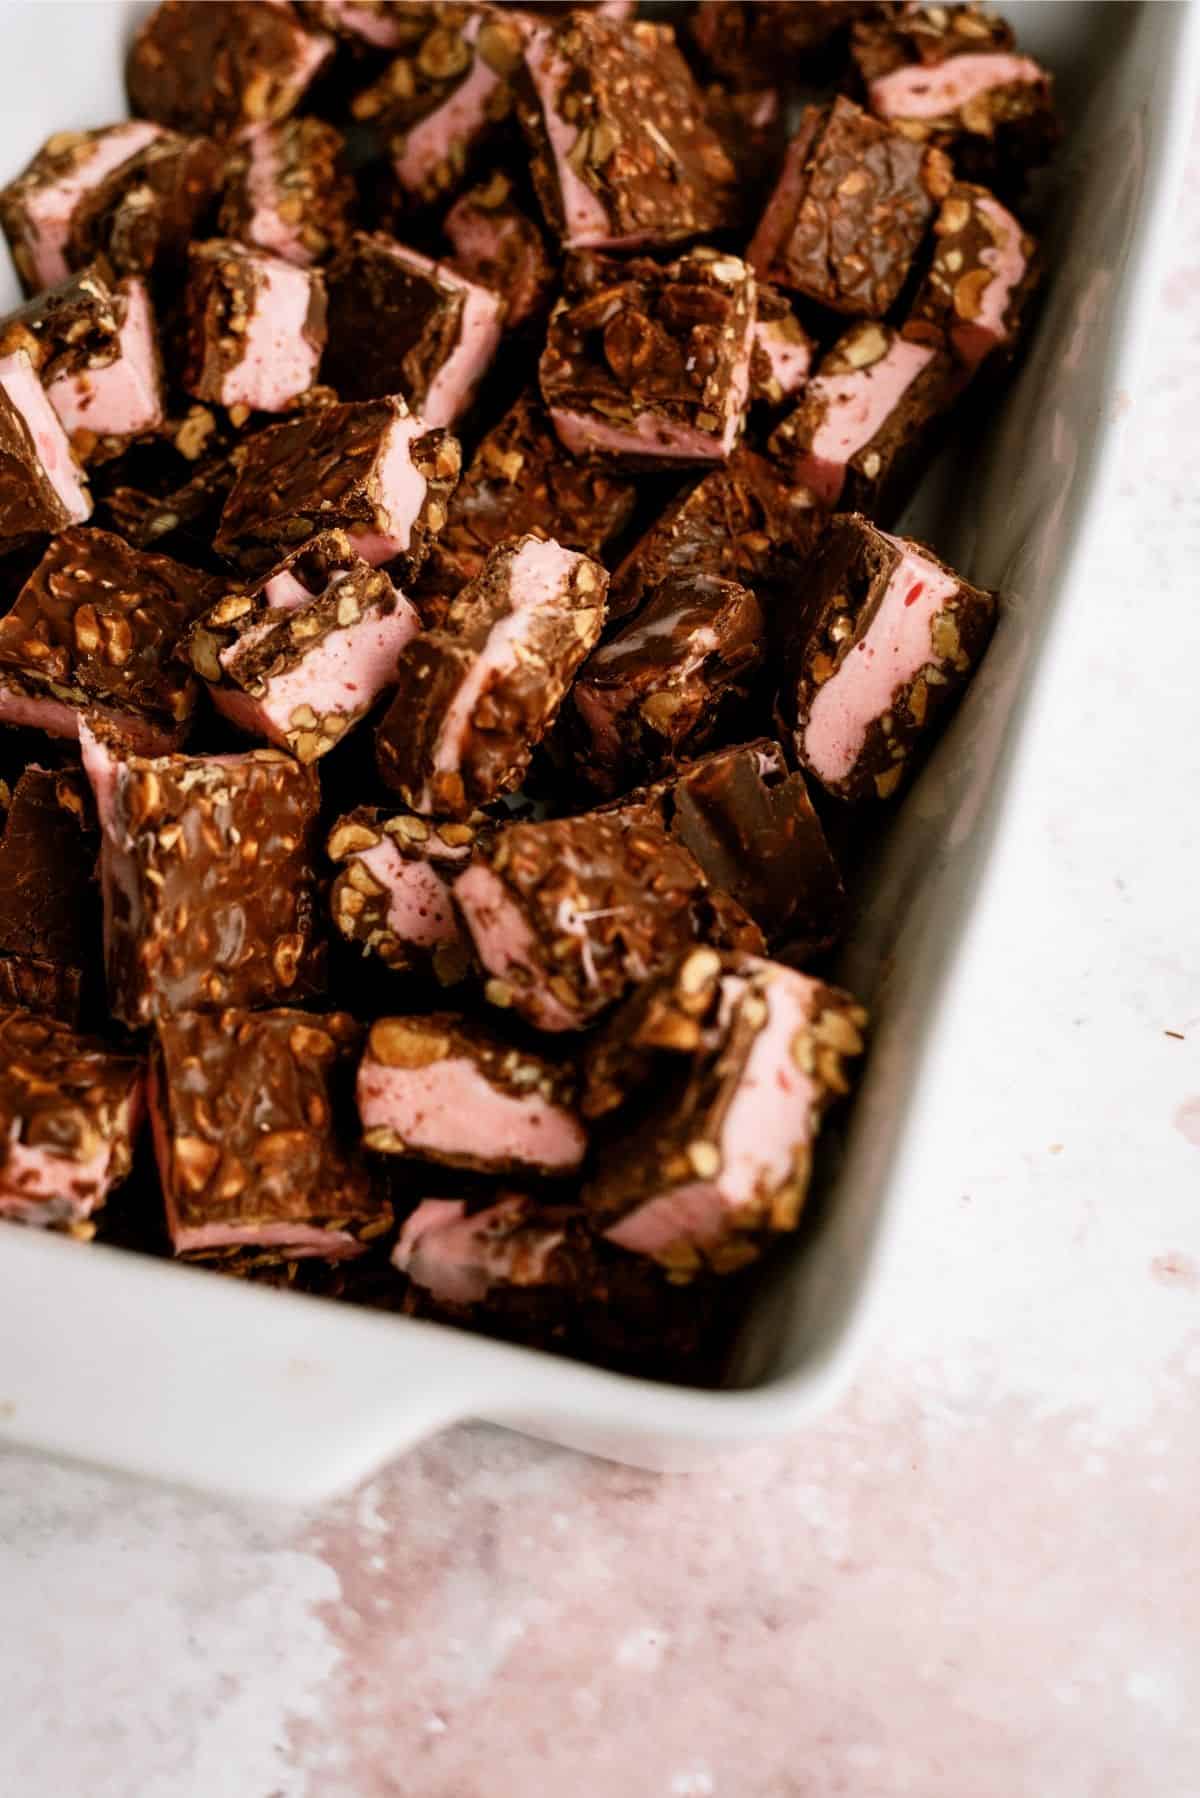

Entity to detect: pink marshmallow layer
[753,317,812,400]
[21,121,163,290]
[525,27,655,250]
[347,410,431,565]
[241,128,309,264]
[0,348,91,523]
[952,194,1029,369]
[392,1196,566,1306]
[392,12,501,199]
[216,250,323,414]
[357,1056,586,1173]
[0,1080,143,1226]
[48,278,164,443]
[356,837,466,950]
[869,52,1046,121]
[374,243,503,428]
[453,861,581,1034]
[791,337,935,506]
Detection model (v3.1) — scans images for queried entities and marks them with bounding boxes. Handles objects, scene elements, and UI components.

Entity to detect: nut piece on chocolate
[851,4,1058,180]
[748,283,814,411]
[215,395,461,576]
[443,172,556,333]
[358,1012,587,1175]
[327,804,491,983]
[904,182,1038,373]
[517,12,737,250]
[0,348,92,539]
[0,526,216,752]
[187,530,420,762]
[689,1,886,88]
[571,572,765,798]
[126,1,335,141]
[0,767,100,1023]
[765,319,956,521]
[539,249,757,468]
[0,122,222,296]
[749,96,952,317]
[452,809,764,1034]
[83,728,326,1025]
[580,949,866,1276]
[181,240,327,417]
[0,268,166,462]
[377,534,607,816]
[350,5,524,206]
[608,445,821,624]
[0,1007,143,1231]
[411,389,636,625]
[324,231,502,427]
[776,512,997,803]
[219,118,356,267]
[152,1007,389,1261]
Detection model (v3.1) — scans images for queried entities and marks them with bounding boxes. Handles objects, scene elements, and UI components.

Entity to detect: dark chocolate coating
[689,1,886,87]
[0,265,122,385]
[126,1,333,140]
[181,239,327,408]
[0,767,100,1020]
[323,231,470,409]
[0,369,86,539]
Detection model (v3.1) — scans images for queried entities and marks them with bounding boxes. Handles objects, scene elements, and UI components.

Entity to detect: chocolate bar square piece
[749,96,951,316]
[443,173,555,332]
[215,396,461,575]
[518,13,736,250]
[1,269,166,462]
[766,319,956,519]
[904,182,1038,373]
[539,249,757,468]
[0,767,100,1023]
[581,948,866,1276]
[181,240,327,417]
[327,806,491,983]
[83,729,326,1025]
[219,118,355,267]
[0,527,217,753]
[411,389,636,623]
[188,530,420,762]
[689,1,884,87]
[0,122,222,295]
[126,1,334,140]
[453,810,763,1033]
[350,5,524,206]
[0,1007,142,1230]
[0,348,92,538]
[324,232,502,427]
[776,512,996,803]
[151,1007,389,1260]
[358,1012,587,1175]
[377,534,607,815]
[571,572,765,797]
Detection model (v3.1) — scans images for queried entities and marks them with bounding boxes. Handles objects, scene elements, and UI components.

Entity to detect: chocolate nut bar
[749,95,952,317]
[393,1192,584,1307]
[452,809,764,1033]
[688,1,886,89]
[748,283,814,411]
[776,511,997,803]
[0,348,92,539]
[410,389,636,625]
[219,118,356,267]
[151,1006,389,1260]
[0,1007,143,1231]
[357,1011,587,1174]
[539,248,757,468]
[126,1,335,141]
[82,727,326,1025]
[571,571,765,797]
[765,319,957,519]
[327,805,491,983]
[0,767,100,1024]
[350,5,524,207]
[442,172,556,333]
[517,12,736,250]
[181,239,327,417]
[0,122,222,296]
[215,395,462,574]
[581,948,867,1276]
[377,534,607,816]
[188,530,420,762]
[324,231,502,427]
[904,181,1039,374]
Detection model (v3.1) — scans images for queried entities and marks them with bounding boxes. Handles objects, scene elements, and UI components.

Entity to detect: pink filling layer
[242,128,307,264]
[347,410,431,565]
[803,537,959,783]
[22,122,163,290]
[358,1056,586,1171]
[422,537,587,809]
[219,254,321,413]
[0,687,176,752]
[320,0,408,46]
[453,860,580,1032]
[383,245,502,427]
[791,337,935,505]
[747,136,807,280]
[357,838,463,948]
[525,28,655,250]
[0,349,90,522]
[0,1125,118,1224]
[552,404,741,463]
[393,13,501,198]
[392,1196,565,1305]
[48,278,163,441]
[605,963,819,1256]
[754,318,812,400]
[78,718,119,829]
[952,194,1028,369]
[869,52,1046,121]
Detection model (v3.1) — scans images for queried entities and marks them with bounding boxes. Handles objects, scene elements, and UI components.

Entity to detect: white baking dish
[0,1,1195,1503]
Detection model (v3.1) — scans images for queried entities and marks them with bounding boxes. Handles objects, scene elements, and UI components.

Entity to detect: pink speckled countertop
[3,107,1200,1798]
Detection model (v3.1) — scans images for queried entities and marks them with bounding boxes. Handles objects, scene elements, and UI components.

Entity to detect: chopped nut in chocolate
[219,117,356,267]
[126,1,335,141]
[904,181,1039,373]
[327,804,492,984]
